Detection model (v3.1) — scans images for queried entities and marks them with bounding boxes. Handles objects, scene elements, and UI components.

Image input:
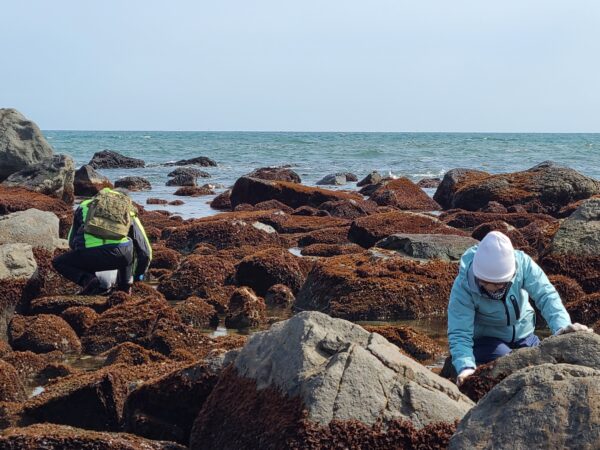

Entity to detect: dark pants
[52,243,134,289]
[474,333,540,365]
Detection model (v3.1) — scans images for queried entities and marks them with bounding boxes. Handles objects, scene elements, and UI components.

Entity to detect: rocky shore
[0,109,599,449]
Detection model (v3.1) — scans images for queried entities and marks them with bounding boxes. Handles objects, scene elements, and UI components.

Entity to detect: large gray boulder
[73,165,113,197]
[3,154,75,204]
[550,198,600,256]
[376,233,478,261]
[488,332,600,378]
[231,311,472,426]
[450,364,600,450]
[0,209,66,251]
[0,109,54,181]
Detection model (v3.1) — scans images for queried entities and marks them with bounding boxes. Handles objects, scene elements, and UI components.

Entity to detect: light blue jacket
[448,246,571,373]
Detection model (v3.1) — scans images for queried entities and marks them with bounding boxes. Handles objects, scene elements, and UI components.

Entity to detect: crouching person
[448,231,592,387]
[53,188,152,295]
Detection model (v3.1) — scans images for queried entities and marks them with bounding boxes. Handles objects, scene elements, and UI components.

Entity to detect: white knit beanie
[473,231,516,283]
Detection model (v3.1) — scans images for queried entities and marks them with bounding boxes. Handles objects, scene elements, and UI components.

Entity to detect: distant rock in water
[165,156,217,167]
[230,176,362,209]
[167,167,210,178]
[166,173,197,187]
[174,186,214,196]
[246,167,301,183]
[3,154,75,204]
[210,190,231,210]
[417,177,441,189]
[73,165,113,197]
[114,176,151,191]
[0,108,54,181]
[89,150,145,169]
[317,172,358,186]
[357,170,382,187]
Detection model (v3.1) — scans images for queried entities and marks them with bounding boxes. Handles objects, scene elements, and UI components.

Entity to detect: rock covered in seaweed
[294,252,456,321]
[230,176,362,209]
[190,311,472,449]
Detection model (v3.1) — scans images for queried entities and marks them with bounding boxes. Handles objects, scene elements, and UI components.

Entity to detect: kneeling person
[448,231,591,386]
[53,188,152,295]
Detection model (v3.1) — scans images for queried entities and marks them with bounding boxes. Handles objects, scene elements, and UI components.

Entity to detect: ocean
[44,131,600,218]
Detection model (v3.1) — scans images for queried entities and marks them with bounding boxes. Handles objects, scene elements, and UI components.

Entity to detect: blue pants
[473,334,540,365]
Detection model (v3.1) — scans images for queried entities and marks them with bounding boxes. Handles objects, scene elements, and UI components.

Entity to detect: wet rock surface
[0,109,54,181]
[89,149,145,169]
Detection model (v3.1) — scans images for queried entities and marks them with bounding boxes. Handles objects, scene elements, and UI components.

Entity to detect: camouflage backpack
[84,189,134,240]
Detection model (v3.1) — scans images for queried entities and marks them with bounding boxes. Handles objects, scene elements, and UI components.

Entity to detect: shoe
[77,278,101,296]
[77,278,111,296]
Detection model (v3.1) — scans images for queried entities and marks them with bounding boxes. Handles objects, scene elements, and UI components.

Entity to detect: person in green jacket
[448,231,592,386]
[52,188,152,295]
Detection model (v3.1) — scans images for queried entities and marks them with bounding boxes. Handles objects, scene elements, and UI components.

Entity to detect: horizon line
[43,129,600,134]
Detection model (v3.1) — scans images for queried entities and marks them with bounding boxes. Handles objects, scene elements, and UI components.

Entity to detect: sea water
[45,131,600,218]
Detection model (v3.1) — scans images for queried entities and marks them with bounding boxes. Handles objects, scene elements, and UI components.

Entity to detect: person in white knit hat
[448,230,592,387]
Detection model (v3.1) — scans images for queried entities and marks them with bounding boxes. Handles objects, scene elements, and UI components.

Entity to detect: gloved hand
[556,323,593,335]
[456,368,476,386]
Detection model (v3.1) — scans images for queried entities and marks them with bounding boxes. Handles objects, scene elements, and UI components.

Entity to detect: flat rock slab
[450,363,600,450]
[376,233,478,261]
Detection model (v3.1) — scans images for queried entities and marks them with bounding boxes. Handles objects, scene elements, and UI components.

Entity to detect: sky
[2,1,600,132]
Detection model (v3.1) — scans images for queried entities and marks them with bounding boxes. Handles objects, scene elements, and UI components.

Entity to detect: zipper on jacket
[511,326,515,343]
[509,295,520,320]
[502,301,510,326]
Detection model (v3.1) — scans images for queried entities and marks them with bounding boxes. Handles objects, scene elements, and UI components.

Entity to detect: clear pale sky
[2,1,599,132]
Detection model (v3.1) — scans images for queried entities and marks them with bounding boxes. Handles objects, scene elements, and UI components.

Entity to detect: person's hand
[556,323,593,335]
[457,368,475,386]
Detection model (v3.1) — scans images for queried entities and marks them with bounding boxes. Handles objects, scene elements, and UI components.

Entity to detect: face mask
[478,280,511,300]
